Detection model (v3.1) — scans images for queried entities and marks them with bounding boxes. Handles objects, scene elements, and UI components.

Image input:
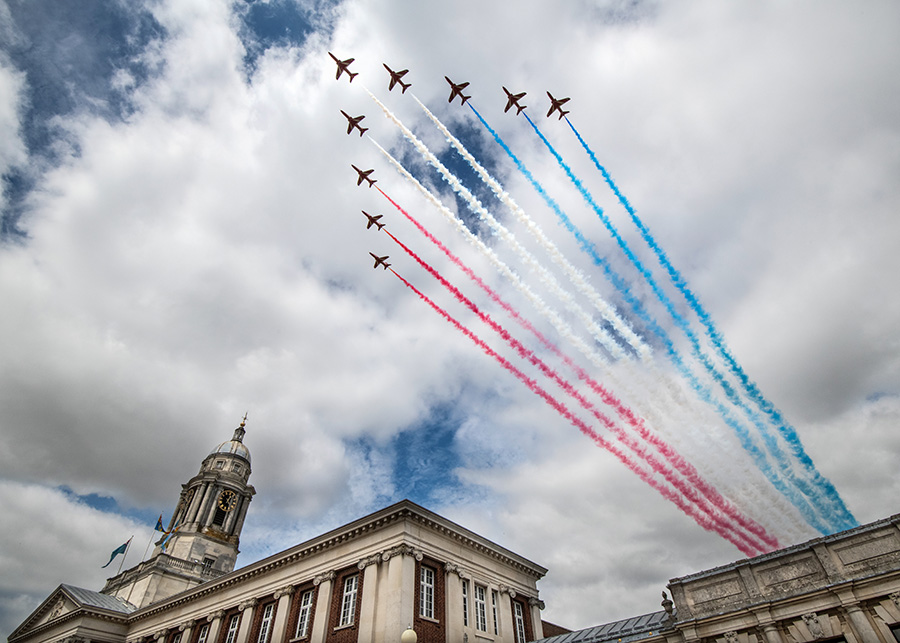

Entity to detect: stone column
[178,620,196,643]
[445,564,466,643]
[356,554,382,642]
[235,599,258,643]
[497,586,515,643]
[202,485,221,528]
[310,571,335,643]
[270,585,295,643]
[231,493,253,539]
[753,607,784,643]
[185,484,206,527]
[206,610,226,643]
[843,604,880,643]
[380,545,419,643]
[528,598,545,641]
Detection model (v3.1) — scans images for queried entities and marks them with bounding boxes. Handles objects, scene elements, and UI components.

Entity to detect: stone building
[9,421,900,643]
[540,513,900,643]
[8,423,548,643]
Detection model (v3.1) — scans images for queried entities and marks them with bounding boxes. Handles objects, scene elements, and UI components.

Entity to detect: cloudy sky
[2,0,899,638]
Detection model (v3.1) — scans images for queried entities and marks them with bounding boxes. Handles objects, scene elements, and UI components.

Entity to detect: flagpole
[116,536,134,576]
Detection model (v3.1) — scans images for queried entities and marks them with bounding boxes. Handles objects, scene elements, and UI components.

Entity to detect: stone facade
[9,501,547,643]
[538,513,900,643]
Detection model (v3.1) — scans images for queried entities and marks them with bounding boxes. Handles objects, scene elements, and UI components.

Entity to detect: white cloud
[2,0,899,639]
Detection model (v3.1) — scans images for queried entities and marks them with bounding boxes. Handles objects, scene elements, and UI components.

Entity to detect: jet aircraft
[328,52,357,82]
[502,87,527,114]
[369,253,391,270]
[444,77,471,105]
[383,64,411,93]
[546,92,571,119]
[351,165,376,187]
[363,211,385,230]
[341,110,368,137]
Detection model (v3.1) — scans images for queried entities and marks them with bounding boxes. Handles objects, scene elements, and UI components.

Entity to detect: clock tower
[101,418,255,608]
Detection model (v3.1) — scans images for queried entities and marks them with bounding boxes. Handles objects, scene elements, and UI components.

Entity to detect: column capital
[208,610,226,622]
[313,570,336,586]
[274,584,295,599]
[445,562,470,580]
[498,584,517,598]
[381,544,423,562]
[528,597,545,610]
[358,553,383,569]
[180,620,196,632]
[238,598,258,612]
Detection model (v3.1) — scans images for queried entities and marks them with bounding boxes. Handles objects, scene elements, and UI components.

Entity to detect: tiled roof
[61,585,137,614]
[536,611,669,643]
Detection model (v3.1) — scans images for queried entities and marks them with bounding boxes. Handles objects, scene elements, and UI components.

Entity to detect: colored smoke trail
[382,220,778,553]
[469,104,832,535]
[389,267,763,556]
[412,96,650,364]
[522,112,853,533]
[366,90,629,363]
[370,139,613,373]
[377,186,780,551]
[564,118,858,531]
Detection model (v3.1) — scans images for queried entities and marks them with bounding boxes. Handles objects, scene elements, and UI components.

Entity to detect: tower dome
[208,416,251,463]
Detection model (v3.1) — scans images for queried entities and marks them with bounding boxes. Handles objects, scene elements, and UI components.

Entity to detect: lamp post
[400,627,417,643]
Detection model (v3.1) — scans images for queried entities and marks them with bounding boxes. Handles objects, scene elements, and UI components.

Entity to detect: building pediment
[9,584,136,643]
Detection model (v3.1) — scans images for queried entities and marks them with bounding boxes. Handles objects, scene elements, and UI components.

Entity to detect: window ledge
[417,616,440,625]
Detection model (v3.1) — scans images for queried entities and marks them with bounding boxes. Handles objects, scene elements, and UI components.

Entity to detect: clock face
[218,490,238,512]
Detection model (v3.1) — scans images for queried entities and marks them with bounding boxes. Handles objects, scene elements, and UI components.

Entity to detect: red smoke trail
[389,267,762,556]
[377,187,779,552]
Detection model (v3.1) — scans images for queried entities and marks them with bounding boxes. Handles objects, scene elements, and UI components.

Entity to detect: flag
[101,537,132,568]
[155,515,165,532]
[160,521,180,552]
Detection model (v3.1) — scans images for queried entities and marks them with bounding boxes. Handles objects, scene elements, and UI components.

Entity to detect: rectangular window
[462,580,469,627]
[339,575,358,627]
[172,633,182,643]
[491,590,499,635]
[295,590,314,638]
[224,615,241,643]
[419,566,435,619]
[196,624,209,643]
[475,585,487,631]
[514,602,526,643]
[257,603,274,643]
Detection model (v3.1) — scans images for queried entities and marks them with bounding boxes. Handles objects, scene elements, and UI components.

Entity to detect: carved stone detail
[802,613,824,639]
[180,620,196,632]
[49,598,66,621]
[498,584,517,598]
[314,571,336,586]
[238,598,258,612]
[381,544,424,562]
[274,584,295,599]
[528,597,545,610]
[208,610,225,622]
[358,553,382,569]
[445,562,470,579]
[724,632,739,643]
[891,592,900,610]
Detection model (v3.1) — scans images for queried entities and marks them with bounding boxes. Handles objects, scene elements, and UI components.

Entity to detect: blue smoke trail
[564,118,857,529]
[518,111,856,532]
[467,104,835,534]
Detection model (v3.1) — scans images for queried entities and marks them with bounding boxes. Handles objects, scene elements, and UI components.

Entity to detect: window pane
[296,590,313,638]
[196,624,209,643]
[339,575,358,627]
[224,615,240,643]
[419,567,435,619]
[475,586,487,631]
[257,603,274,643]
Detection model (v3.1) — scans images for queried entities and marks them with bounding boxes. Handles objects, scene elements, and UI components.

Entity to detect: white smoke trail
[367,91,630,363]
[371,139,619,373]
[414,97,651,363]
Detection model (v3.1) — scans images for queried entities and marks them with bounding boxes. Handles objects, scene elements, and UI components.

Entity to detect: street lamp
[400,627,417,643]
